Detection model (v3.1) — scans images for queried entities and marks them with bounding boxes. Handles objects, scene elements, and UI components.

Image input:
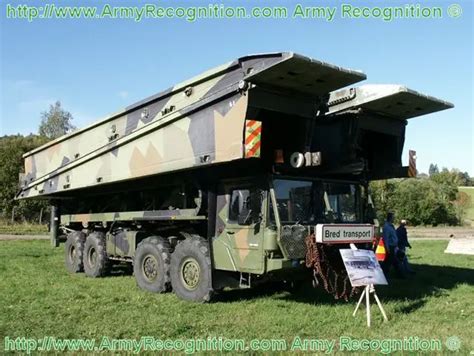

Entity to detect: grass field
[459,186,474,224]
[1,240,473,354]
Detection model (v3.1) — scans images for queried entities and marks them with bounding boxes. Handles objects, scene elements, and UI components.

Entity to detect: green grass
[0,221,48,235]
[0,240,473,354]
[459,186,474,223]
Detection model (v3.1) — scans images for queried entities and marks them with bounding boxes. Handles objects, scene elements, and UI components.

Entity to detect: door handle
[227,231,235,235]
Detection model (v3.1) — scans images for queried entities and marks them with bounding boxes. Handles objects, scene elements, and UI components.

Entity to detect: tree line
[370,169,473,226]
[0,101,472,226]
[0,102,75,223]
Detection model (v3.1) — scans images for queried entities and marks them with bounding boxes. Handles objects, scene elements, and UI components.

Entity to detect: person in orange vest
[382,212,406,278]
[397,219,415,274]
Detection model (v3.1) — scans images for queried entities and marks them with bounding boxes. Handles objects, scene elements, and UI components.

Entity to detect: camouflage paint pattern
[212,186,268,274]
[20,93,248,198]
[18,52,366,199]
[21,60,236,183]
[18,57,453,199]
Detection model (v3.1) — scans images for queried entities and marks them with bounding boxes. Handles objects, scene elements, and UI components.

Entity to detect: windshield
[271,179,361,224]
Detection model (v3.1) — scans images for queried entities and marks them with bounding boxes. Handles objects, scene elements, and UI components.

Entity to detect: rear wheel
[83,232,110,277]
[134,236,171,293]
[171,237,213,302]
[65,231,86,273]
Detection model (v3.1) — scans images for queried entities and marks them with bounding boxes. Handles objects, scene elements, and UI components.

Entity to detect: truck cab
[213,176,373,277]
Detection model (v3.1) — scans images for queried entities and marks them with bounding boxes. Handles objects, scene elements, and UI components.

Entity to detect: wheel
[83,232,110,277]
[170,236,213,302]
[133,236,171,293]
[64,231,86,273]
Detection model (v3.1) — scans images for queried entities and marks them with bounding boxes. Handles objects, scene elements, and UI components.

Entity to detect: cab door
[212,184,265,274]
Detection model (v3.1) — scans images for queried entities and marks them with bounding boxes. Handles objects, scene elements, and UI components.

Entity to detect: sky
[1,0,473,175]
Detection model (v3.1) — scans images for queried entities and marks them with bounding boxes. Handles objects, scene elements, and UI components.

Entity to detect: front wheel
[170,237,213,302]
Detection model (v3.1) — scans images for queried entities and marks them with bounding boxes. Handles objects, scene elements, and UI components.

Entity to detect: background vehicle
[17,52,452,302]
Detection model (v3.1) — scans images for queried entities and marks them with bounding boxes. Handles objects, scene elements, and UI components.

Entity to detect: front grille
[280,225,310,259]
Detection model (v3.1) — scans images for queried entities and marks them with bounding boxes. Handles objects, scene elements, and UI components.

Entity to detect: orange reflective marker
[375,238,387,262]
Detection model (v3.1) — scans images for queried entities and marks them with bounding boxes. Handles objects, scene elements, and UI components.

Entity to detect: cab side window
[229,189,250,223]
[228,188,263,225]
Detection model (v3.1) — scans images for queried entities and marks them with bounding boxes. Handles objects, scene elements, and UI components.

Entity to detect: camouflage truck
[17,52,452,302]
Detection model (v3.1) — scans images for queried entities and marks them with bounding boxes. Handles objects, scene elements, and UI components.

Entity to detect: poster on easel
[339,249,388,287]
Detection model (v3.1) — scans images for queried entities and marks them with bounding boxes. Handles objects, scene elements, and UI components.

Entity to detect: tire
[170,236,213,302]
[83,232,110,277]
[65,231,86,273]
[133,236,171,293]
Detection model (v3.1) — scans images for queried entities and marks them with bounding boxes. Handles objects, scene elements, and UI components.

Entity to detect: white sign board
[340,249,387,287]
[315,224,374,244]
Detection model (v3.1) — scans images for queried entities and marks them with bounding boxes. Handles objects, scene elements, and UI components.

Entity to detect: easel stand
[353,284,388,327]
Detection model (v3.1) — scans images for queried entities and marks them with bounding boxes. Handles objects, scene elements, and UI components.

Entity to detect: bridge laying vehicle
[17,52,453,302]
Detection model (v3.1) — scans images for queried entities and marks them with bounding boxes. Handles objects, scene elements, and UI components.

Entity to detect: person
[382,212,405,278]
[397,219,415,274]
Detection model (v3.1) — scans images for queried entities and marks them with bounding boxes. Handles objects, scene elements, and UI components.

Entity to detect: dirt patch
[0,234,49,241]
[407,227,474,239]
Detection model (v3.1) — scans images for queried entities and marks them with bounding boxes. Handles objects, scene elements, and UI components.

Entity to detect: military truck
[17,52,452,302]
